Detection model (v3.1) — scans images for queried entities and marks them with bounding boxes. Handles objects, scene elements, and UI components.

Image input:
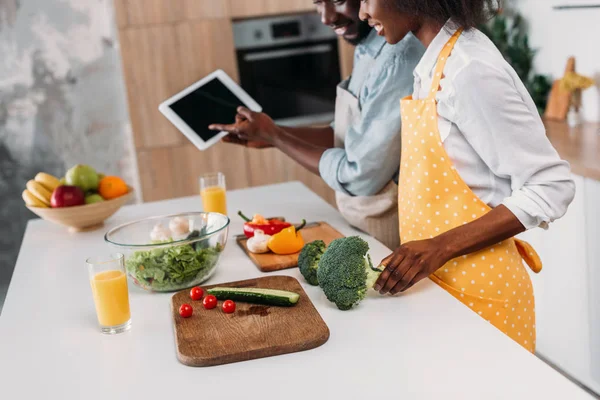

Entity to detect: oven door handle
[243,44,333,62]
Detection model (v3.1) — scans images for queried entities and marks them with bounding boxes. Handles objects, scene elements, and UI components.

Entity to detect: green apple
[65,165,99,192]
[85,194,105,204]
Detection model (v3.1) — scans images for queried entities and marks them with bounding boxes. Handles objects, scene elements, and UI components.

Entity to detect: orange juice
[201,186,227,214]
[90,270,131,327]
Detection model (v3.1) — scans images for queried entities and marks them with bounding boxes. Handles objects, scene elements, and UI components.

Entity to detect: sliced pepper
[239,211,292,238]
[267,220,306,255]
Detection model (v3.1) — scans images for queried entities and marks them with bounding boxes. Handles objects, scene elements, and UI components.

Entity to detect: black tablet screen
[169,78,243,142]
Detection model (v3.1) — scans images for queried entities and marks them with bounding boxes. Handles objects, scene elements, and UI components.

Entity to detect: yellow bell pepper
[267,220,306,255]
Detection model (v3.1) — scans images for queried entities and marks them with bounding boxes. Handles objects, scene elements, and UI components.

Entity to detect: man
[210,0,424,249]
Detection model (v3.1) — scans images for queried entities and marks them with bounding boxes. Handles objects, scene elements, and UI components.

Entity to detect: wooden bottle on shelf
[544,57,576,121]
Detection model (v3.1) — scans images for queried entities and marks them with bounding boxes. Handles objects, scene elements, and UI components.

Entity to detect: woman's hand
[209,107,280,147]
[374,238,451,295]
[375,205,527,295]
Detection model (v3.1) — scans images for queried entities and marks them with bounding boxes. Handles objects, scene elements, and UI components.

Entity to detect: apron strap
[427,28,463,101]
[514,239,543,274]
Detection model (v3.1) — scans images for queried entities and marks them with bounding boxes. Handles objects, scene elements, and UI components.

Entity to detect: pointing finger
[237,107,254,120]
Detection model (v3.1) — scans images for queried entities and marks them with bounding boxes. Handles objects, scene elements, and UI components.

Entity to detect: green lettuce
[125,240,221,291]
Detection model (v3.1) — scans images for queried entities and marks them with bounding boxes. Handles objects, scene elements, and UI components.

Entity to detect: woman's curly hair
[386,0,501,30]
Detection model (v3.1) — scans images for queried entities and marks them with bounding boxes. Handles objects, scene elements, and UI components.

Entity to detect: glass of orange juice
[200,172,227,215]
[86,253,131,334]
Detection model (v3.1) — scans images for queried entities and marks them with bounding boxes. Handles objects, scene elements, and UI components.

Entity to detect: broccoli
[316,236,383,310]
[298,240,327,286]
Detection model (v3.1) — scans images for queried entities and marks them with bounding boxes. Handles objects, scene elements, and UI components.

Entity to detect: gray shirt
[319,30,424,196]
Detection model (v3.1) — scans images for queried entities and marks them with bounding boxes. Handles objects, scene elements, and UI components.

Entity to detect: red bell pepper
[238,211,292,238]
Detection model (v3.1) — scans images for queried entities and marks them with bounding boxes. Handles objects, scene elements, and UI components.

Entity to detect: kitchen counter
[545,120,600,181]
[0,182,593,400]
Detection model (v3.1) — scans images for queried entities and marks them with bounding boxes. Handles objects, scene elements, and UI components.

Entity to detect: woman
[360,0,575,351]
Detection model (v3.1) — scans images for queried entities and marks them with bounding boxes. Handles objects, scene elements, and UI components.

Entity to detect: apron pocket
[430,274,508,328]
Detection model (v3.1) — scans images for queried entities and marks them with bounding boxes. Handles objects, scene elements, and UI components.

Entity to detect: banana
[35,172,61,192]
[22,190,49,208]
[26,180,52,206]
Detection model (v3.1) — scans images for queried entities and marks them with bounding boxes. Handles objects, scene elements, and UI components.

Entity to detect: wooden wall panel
[169,143,251,195]
[113,0,129,28]
[119,25,186,148]
[124,0,230,25]
[137,147,176,201]
[287,163,336,206]
[185,0,230,20]
[228,0,315,19]
[124,0,185,25]
[244,147,335,206]
[118,18,238,149]
[174,19,239,83]
[245,148,289,187]
[117,0,344,206]
[137,140,335,205]
[137,143,252,202]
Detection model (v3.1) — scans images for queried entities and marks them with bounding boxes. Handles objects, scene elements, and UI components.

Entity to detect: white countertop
[0,182,593,399]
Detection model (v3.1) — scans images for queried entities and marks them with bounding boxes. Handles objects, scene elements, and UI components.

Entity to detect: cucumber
[206,287,300,307]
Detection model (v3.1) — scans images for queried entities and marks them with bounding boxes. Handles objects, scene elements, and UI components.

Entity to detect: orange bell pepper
[267,220,306,255]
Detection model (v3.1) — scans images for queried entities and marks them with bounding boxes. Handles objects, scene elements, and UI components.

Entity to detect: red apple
[51,185,85,208]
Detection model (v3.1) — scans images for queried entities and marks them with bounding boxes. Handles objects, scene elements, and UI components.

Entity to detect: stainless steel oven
[233,13,341,126]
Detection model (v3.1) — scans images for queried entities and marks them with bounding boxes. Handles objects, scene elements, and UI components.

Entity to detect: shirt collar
[414,19,457,80]
[358,28,387,59]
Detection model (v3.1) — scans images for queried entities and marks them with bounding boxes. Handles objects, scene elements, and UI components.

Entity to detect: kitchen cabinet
[228,0,314,18]
[116,0,230,26]
[114,0,341,205]
[519,173,600,394]
[113,0,129,28]
[245,148,336,205]
[118,19,238,149]
[136,143,252,201]
[584,178,600,393]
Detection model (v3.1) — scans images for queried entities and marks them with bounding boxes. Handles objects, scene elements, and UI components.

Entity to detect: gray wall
[0,0,140,313]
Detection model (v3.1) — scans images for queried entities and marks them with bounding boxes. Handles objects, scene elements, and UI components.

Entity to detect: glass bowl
[104,212,230,292]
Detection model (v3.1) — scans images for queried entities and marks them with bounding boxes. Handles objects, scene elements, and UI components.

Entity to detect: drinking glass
[87,253,132,334]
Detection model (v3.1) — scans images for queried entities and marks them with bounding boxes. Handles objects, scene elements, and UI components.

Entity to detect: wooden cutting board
[171,276,330,367]
[236,221,344,272]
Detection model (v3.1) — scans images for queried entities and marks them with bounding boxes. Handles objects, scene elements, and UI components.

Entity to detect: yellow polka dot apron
[398,29,542,352]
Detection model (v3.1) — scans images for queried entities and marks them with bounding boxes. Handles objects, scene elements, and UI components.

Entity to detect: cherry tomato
[222,300,236,314]
[189,286,204,301]
[179,304,193,318]
[202,295,217,310]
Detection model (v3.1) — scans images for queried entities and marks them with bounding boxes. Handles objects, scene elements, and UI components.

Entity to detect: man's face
[314,0,372,45]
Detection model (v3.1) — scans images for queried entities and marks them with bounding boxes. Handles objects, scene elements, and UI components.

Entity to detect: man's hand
[209,107,280,148]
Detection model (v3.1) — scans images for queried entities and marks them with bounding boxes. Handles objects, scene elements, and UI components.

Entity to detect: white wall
[0,0,140,314]
[510,0,600,122]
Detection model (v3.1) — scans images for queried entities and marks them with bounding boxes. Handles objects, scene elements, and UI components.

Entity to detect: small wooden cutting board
[171,276,330,367]
[236,221,344,272]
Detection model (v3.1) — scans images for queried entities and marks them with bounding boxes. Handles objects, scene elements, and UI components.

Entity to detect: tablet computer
[158,69,262,150]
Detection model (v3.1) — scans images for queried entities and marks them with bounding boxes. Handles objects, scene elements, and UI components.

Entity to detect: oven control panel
[233,13,336,50]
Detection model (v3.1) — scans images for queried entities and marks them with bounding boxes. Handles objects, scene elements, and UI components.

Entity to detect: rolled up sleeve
[319,50,421,196]
[453,61,575,229]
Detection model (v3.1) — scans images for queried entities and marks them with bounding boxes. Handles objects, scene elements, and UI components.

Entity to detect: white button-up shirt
[412,21,575,229]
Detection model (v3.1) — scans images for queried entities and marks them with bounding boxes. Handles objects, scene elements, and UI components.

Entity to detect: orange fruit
[98,176,128,200]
